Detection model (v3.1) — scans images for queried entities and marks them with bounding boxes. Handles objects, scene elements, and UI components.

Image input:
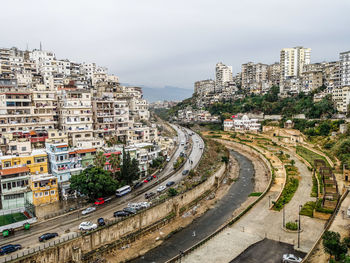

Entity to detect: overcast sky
[1,0,349,90]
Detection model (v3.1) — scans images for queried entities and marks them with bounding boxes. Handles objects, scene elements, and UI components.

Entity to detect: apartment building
[129,97,150,121]
[0,166,32,209]
[194,79,215,95]
[58,89,93,146]
[92,98,118,139]
[280,47,311,83]
[268,62,281,87]
[333,86,350,113]
[223,115,261,133]
[241,62,269,92]
[0,149,48,175]
[215,62,233,91]
[31,173,59,206]
[340,51,350,87]
[301,70,323,93]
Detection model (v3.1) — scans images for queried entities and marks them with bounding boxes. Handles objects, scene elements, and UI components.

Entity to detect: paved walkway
[182,149,324,263]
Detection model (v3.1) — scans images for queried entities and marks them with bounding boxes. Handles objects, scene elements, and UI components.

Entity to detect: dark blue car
[0,244,22,255]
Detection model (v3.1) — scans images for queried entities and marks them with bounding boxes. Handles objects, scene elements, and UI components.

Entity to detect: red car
[94,198,105,205]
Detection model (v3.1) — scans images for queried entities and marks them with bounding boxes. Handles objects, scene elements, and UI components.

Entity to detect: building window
[50,190,55,195]
[2,184,6,189]
[12,182,16,188]
[40,167,44,172]
[35,193,39,198]
[51,180,56,185]
[27,160,31,165]
[34,182,38,188]
[4,193,24,200]
[22,147,27,151]
[4,162,11,168]
[39,192,43,197]
[44,191,49,196]
[35,157,46,163]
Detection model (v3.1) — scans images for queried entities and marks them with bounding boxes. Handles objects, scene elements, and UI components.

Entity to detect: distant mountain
[121,83,193,102]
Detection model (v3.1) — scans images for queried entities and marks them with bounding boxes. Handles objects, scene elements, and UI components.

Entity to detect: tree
[94,151,106,169]
[322,231,348,261]
[168,188,178,197]
[130,158,140,182]
[120,147,130,183]
[70,167,118,200]
[109,153,120,175]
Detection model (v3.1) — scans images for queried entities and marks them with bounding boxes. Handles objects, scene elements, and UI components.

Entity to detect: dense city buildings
[0,46,168,208]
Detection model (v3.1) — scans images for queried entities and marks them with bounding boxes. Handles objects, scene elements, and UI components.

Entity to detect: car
[182,170,189,176]
[82,207,96,215]
[166,157,171,162]
[123,207,137,215]
[166,181,175,187]
[145,192,155,199]
[97,218,105,226]
[133,182,143,189]
[180,141,185,145]
[38,233,58,242]
[143,176,153,183]
[282,254,302,263]
[94,198,105,205]
[139,202,150,209]
[114,210,129,217]
[157,185,166,192]
[199,145,203,149]
[184,145,188,150]
[127,203,143,210]
[0,244,22,255]
[79,221,97,231]
[152,174,157,178]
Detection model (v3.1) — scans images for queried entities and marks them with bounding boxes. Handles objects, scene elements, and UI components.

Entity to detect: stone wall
[13,164,226,263]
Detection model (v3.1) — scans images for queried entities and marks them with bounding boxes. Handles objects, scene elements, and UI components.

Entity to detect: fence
[0,208,25,217]
[0,218,37,233]
[0,232,80,263]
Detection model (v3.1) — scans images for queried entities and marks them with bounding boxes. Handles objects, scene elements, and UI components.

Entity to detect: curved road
[0,125,205,259]
[130,149,255,263]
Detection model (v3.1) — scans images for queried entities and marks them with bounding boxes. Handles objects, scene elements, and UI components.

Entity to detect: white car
[157,185,166,192]
[139,202,150,209]
[282,254,302,263]
[127,203,143,210]
[195,139,199,143]
[166,157,171,162]
[82,207,96,215]
[199,145,203,149]
[79,221,97,231]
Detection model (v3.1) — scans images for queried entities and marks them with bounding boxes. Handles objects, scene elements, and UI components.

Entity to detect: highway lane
[0,125,204,256]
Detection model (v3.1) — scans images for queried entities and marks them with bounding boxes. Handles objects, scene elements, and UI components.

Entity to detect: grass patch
[296,146,331,168]
[300,201,316,217]
[249,192,262,197]
[0,213,27,227]
[311,173,318,197]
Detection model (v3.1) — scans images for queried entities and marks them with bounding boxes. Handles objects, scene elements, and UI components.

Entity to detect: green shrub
[315,198,334,214]
[300,201,315,217]
[273,177,299,211]
[286,221,298,231]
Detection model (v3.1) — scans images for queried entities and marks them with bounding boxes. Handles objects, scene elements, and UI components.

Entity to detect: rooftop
[0,166,29,176]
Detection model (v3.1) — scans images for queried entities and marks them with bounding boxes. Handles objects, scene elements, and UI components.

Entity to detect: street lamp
[298,204,302,248]
[283,201,285,228]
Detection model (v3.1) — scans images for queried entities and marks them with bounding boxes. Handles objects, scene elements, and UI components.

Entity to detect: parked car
[94,198,105,205]
[199,145,203,149]
[143,176,153,183]
[195,139,199,143]
[184,145,188,150]
[166,157,171,162]
[38,233,58,242]
[0,244,22,255]
[123,207,137,215]
[182,170,189,176]
[166,181,175,187]
[127,203,143,211]
[82,207,96,215]
[282,254,302,263]
[139,202,150,209]
[133,182,143,189]
[97,218,105,226]
[180,152,185,157]
[157,185,166,192]
[145,192,155,199]
[79,222,97,231]
[114,211,129,217]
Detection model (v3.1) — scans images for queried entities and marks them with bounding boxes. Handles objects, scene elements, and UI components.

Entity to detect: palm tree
[109,153,120,177]
[94,151,106,169]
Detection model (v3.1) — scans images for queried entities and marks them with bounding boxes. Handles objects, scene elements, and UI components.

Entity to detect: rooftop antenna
[40,42,42,51]
[26,43,29,51]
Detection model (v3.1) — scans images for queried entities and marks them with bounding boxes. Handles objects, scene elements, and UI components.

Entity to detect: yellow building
[0,149,48,174]
[31,174,59,206]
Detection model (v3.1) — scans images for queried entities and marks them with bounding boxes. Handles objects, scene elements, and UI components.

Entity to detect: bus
[116,185,131,197]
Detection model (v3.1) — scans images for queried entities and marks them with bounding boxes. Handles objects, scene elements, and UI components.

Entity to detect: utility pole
[283,202,285,227]
[298,204,302,248]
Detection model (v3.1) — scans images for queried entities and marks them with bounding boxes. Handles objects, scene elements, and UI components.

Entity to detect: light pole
[283,202,285,228]
[298,204,302,248]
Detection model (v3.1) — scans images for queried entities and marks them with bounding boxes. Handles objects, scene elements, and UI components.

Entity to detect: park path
[182,147,324,263]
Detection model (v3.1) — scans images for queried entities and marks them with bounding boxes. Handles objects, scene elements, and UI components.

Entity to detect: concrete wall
[13,164,226,263]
